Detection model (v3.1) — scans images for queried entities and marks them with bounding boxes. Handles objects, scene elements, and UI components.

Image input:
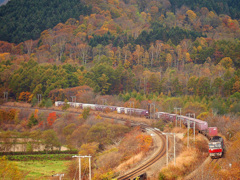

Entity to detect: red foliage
[47,112,57,126]
[49,85,93,101]
[38,121,43,127]
[0,41,13,53]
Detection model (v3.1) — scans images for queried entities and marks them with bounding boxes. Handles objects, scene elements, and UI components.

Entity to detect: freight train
[55,101,224,158]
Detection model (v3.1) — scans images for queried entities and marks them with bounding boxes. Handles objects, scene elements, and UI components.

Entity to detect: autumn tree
[77,43,90,65]
[218,57,233,69]
[47,112,57,127]
[27,113,38,128]
[166,53,172,68]
[42,129,61,151]
[18,92,32,102]
[67,124,90,148]
[0,156,25,179]
[136,134,152,152]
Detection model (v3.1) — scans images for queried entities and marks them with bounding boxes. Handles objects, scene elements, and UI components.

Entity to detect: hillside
[0,1,240,179]
[0,0,239,113]
[0,0,92,43]
[169,0,240,19]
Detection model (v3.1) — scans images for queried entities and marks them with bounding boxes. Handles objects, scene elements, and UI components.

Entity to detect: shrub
[45,99,53,108]
[82,108,90,120]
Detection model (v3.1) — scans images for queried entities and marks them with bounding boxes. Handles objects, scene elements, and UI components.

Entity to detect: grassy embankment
[158,127,209,179]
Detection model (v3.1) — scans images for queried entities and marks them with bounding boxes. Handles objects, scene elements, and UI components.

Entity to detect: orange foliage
[34,109,38,119]
[49,85,93,101]
[18,92,32,102]
[0,41,14,53]
[232,79,240,93]
[136,134,153,152]
[0,53,10,61]
[38,121,43,127]
[47,112,57,126]
[0,109,17,124]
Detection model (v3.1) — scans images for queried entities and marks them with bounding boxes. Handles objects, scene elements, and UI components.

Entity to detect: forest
[0,0,92,43]
[0,0,239,113]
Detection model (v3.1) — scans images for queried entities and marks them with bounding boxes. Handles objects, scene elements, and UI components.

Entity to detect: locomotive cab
[208,136,224,158]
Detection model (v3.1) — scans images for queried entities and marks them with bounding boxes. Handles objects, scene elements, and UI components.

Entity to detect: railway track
[117,128,166,180]
[209,158,219,164]
[1,104,168,179]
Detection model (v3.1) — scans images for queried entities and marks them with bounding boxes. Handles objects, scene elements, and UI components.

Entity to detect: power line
[72,155,92,180]
[174,107,182,127]
[162,132,176,166]
[186,113,196,146]
[52,174,64,180]
[3,91,8,102]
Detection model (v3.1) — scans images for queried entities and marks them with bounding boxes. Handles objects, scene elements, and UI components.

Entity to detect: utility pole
[101,99,107,112]
[129,101,134,117]
[152,103,155,120]
[70,96,76,107]
[162,133,176,166]
[101,99,107,105]
[89,155,91,180]
[194,121,195,142]
[174,108,182,127]
[148,103,151,119]
[70,96,76,103]
[149,103,155,120]
[187,120,190,148]
[37,94,42,104]
[166,135,168,165]
[186,113,196,143]
[72,155,92,180]
[52,174,64,180]
[3,91,8,102]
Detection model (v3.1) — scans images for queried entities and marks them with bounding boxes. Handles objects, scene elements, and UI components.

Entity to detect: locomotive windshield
[209,142,221,149]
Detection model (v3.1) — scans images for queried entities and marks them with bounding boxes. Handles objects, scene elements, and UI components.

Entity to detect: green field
[14,160,70,179]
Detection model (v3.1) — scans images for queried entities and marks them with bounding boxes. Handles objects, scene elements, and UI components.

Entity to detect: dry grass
[3,102,31,108]
[160,134,208,180]
[171,127,187,133]
[115,152,144,172]
[161,148,199,179]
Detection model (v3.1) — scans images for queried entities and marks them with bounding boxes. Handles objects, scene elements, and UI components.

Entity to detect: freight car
[55,101,223,158]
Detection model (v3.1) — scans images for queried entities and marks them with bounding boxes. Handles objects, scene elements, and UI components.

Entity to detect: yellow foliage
[193,46,197,53]
[96,114,102,120]
[218,57,233,69]
[208,11,215,18]
[197,46,202,52]
[166,53,172,66]
[79,142,99,157]
[0,156,25,179]
[185,52,191,62]
[159,14,165,21]
[197,112,209,120]
[232,80,240,93]
[186,10,197,22]
[124,60,130,69]
[0,53,10,61]
[79,114,83,119]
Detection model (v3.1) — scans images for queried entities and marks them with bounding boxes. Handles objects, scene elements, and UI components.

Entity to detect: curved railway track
[117,128,166,180]
[0,104,168,179]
